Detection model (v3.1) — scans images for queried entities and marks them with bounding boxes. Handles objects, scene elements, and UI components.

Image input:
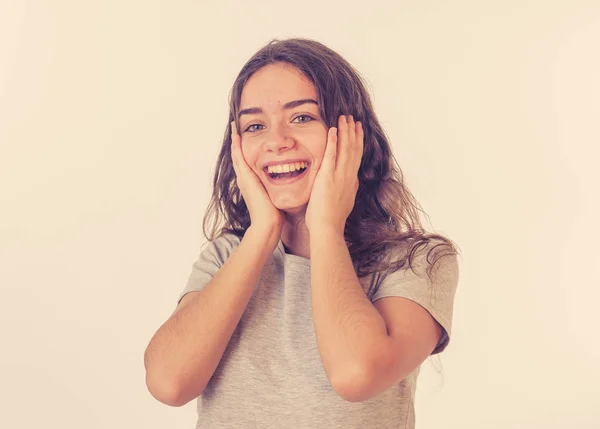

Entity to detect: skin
[231,62,363,257]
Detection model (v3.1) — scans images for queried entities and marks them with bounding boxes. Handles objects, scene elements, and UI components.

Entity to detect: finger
[336,114,348,172]
[322,126,338,172]
[230,121,243,177]
[346,115,357,173]
[347,115,356,149]
[356,120,364,172]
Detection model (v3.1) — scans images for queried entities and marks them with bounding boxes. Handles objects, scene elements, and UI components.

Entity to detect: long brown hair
[203,37,459,281]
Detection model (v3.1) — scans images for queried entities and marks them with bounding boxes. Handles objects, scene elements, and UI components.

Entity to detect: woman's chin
[274,201,307,212]
[269,195,309,213]
[279,204,308,215]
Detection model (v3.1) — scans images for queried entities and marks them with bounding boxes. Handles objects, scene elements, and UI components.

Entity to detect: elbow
[144,347,203,407]
[144,347,206,407]
[335,343,414,403]
[331,349,399,403]
[333,380,371,403]
[145,370,201,407]
[145,372,185,407]
[331,362,373,403]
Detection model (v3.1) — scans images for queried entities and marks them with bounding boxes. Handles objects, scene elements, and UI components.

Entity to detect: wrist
[309,225,345,241]
[245,225,281,248]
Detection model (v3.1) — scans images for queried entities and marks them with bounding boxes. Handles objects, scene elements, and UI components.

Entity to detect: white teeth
[266,161,308,174]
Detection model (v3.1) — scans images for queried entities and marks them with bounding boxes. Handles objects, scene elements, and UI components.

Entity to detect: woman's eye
[293,115,313,124]
[244,115,313,133]
[244,124,264,133]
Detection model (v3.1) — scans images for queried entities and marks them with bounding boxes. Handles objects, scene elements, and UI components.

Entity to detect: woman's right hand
[230,121,284,240]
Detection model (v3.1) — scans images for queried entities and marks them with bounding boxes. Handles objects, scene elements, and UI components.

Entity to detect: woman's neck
[281,210,310,259]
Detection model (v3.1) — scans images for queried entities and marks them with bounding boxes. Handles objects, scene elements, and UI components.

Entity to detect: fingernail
[349,115,354,122]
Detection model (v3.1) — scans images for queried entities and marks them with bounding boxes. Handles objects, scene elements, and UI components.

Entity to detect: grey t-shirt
[177,232,459,429]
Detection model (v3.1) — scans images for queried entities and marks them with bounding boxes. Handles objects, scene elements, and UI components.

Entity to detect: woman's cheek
[241,146,260,172]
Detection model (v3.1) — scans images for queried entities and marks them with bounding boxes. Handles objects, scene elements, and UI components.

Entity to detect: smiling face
[237,62,328,213]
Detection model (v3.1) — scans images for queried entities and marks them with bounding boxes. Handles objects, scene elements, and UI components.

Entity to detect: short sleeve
[176,233,242,306]
[371,241,460,355]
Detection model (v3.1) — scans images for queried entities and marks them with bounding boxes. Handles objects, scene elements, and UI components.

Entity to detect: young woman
[144,38,460,429]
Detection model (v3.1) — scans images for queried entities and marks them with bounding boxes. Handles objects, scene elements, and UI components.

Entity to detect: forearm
[144,226,279,405]
[309,228,388,386]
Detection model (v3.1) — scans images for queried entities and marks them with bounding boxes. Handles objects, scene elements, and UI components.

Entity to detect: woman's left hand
[305,114,364,236]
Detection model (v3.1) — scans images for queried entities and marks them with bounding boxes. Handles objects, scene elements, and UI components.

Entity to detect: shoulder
[372,236,459,298]
[212,231,243,250]
[197,231,243,265]
[399,237,459,278]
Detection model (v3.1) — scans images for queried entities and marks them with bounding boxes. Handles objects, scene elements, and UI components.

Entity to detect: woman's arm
[143,226,279,407]
[310,227,389,399]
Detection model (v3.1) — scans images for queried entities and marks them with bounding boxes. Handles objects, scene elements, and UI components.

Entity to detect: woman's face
[237,62,328,213]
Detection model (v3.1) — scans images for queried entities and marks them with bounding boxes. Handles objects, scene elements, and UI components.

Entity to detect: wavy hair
[202,38,459,280]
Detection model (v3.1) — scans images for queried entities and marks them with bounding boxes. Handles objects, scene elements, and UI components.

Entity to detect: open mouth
[263,161,310,183]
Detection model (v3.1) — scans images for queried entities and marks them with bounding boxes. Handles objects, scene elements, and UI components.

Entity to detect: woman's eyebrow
[238,98,318,117]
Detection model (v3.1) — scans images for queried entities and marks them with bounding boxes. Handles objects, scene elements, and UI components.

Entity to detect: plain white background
[1,1,599,428]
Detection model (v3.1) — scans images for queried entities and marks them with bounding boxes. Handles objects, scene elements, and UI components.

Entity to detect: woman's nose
[262,124,295,153]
